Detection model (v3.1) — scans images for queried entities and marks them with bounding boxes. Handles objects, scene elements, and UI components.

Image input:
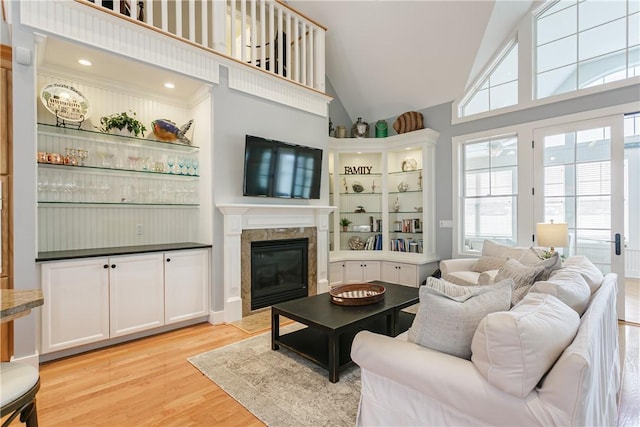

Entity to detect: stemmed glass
[192,159,199,176]
[167,156,175,174]
[37,174,49,201]
[177,157,185,175]
[184,158,192,176]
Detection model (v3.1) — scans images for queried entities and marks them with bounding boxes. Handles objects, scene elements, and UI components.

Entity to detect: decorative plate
[40,83,91,122]
[330,283,386,306]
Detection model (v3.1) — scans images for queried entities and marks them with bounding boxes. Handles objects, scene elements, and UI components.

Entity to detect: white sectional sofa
[351,258,621,426]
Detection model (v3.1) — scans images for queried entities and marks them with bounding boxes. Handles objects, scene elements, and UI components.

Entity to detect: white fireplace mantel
[217,204,336,322]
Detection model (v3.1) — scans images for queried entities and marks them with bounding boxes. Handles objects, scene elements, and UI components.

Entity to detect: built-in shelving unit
[328,128,440,287]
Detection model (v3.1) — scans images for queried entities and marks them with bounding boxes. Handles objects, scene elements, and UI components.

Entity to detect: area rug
[188,324,361,426]
[230,309,294,334]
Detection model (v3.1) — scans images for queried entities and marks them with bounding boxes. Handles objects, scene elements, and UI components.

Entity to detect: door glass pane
[543,126,612,268]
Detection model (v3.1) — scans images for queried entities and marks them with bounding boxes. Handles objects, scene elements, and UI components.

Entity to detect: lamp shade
[536,222,569,248]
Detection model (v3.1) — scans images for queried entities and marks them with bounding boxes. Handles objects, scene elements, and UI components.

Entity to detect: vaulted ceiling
[289,0,539,122]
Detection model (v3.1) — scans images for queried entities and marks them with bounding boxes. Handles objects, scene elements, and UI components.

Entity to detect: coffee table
[271,281,418,383]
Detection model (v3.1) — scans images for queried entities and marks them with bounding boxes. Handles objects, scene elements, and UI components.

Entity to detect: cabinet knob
[166,258,171,262]
[111,264,116,269]
[103,264,109,269]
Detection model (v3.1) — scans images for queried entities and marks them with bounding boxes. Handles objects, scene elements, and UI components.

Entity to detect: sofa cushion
[442,271,479,287]
[407,278,512,360]
[494,258,545,306]
[561,256,604,293]
[471,293,580,398]
[472,256,506,273]
[530,270,591,315]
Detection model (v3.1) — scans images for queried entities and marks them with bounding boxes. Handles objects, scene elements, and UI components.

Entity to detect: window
[460,42,519,117]
[535,0,639,99]
[460,135,518,252]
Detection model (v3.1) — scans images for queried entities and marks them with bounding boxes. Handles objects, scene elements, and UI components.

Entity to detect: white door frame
[533,115,626,319]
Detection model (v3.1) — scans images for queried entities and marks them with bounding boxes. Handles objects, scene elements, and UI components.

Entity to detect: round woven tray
[329,283,386,306]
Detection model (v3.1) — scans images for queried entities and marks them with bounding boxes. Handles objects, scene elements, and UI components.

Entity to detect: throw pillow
[494,258,545,306]
[534,252,562,281]
[530,270,591,316]
[481,240,529,260]
[561,256,604,293]
[477,269,499,286]
[407,279,512,360]
[442,272,479,287]
[472,256,506,273]
[471,293,580,398]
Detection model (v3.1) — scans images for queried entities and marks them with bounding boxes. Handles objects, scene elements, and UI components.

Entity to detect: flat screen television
[243,135,323,199]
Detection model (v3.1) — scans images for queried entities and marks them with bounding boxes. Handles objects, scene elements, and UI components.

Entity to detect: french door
[534,115,626,319]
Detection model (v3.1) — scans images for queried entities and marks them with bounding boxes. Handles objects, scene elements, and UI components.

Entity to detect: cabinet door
[344,261,365,283]
[41,258,109,353]
[380,261,399,283]
[329,262,345,287]
[164,249,209,324]
[362,261,381,282]
[397,263,418,287]
[109,253,164,337]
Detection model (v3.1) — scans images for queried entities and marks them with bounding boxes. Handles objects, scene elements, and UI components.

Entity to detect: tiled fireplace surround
[217,204,334,322]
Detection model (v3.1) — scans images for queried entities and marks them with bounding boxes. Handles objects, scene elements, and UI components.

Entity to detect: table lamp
[536,220,569,255]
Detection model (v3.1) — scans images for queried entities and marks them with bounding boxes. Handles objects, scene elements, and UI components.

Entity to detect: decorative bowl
[330,283,386,306]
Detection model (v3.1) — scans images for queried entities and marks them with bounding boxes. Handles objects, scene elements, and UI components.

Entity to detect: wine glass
[192,159,199,176]
[167,156,175,174]
[37,174,49,201]
[184,158,192,175]
[177,157,185,175]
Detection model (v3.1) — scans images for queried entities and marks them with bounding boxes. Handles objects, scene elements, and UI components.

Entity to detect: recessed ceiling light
[164,82,175,89]
[78,59,92,66]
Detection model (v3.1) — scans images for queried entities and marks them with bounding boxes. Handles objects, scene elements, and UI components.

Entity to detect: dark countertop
[37,242,212,262]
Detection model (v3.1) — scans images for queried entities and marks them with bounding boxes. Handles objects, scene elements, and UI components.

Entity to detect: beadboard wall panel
[227,63,330,117]
[38,205,199,252]
[21,0,220,86]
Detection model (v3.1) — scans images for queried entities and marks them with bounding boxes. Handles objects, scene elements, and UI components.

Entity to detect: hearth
[251,238,308,310]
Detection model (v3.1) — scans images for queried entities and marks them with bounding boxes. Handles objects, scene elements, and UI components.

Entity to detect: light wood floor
[3,315,640,426]
[626,278,640,324]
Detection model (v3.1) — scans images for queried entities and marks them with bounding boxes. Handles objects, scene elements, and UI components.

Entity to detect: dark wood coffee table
[271,281,418,382]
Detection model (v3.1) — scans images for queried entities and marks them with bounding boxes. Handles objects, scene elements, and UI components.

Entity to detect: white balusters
[80,0,326,91]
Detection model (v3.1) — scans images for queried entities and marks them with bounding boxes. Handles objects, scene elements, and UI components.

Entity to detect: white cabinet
[109,253,164,338]
[164,249,209,324]
[41,248,210,355]
[41,258,110,353]
[381,261,419,287]
[344,261,381,283]
[329,261,345,287]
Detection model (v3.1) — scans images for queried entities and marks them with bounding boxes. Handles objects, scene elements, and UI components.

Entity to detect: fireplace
[251,238,308,310]
[217,204,334,322]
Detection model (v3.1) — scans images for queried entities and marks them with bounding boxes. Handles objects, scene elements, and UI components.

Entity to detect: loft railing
[78,0,326,92]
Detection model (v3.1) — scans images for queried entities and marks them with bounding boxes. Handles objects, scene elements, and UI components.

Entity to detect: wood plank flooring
[2,315,640,426]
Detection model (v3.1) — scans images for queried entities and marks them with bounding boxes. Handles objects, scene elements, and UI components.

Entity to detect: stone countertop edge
[1,289,44,319]
[36,242,212,262]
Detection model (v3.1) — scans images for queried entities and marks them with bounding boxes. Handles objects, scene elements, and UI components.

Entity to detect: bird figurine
[151,119,194,145]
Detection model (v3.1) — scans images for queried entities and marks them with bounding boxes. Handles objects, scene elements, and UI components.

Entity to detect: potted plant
[340,217,352,232]
[98,110,147,137]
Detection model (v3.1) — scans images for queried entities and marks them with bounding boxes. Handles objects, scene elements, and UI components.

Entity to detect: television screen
[243,135,323,199]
